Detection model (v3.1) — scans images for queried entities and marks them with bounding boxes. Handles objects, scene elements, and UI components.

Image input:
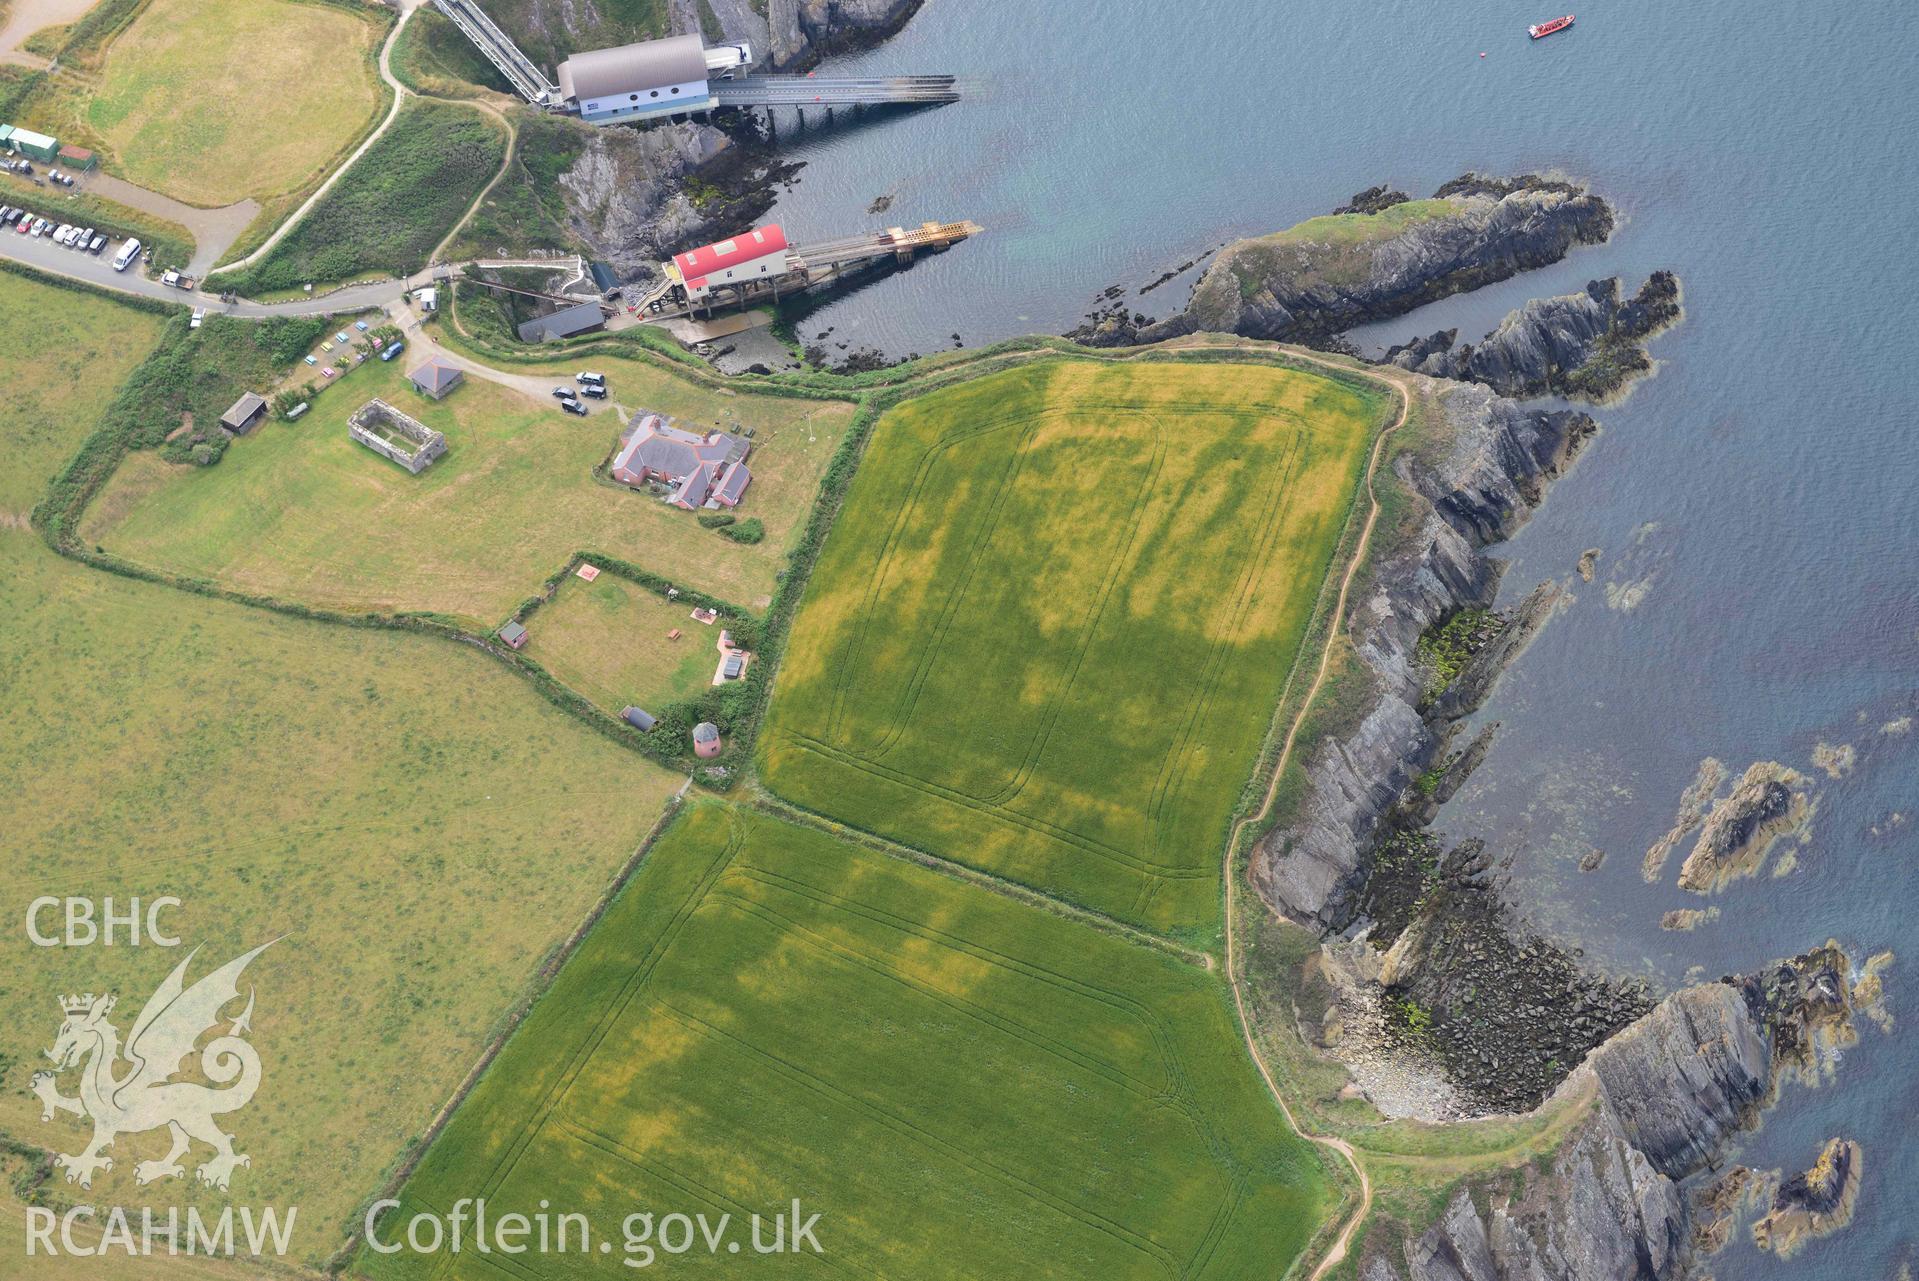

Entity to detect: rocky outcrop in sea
[1381,272,1682,402]
[1075,175,1613,347]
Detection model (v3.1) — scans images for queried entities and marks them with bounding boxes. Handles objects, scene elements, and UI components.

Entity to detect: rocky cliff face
[1382,273,1682,402]
[1251,379,1596,929]
[1078,176,1612,347]
[766,0,925,68]
[1362,946,1873,1281]
[518,0,926,277]
[556,123,796,280]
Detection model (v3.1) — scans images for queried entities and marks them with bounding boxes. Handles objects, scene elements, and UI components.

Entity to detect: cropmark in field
[760,358,1384,934]
[360,803,1336,1280]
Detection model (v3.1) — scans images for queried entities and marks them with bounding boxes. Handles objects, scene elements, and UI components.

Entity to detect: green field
[529,571,724,715]
[0,282,690,1263]
[0,267,165,517]
[83,356,855,619]
[235,99,506,292]
[760,358,1383,935]
[82,0,385,205]
[360,803,1335,1280]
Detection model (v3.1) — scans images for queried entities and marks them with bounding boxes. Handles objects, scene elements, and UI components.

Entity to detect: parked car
[551,386,577,400]
[561,399,590,417]
[334,331,350,345]
[112,237,140,270]
[353,320,370,331]
[581,384,607,399]
[379,341,404,361]
[30,218,47,237]
[304,354,319,366]
[88,233,106,255]
[190,308,206,329]
[0,206,15,223]
[575,371,606,386]
[14,216,31,235]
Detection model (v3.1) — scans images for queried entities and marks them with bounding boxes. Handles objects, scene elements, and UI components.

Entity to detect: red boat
[1528,14,1575,38]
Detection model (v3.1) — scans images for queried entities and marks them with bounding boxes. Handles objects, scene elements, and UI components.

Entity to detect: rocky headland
[1380,271,1682,402]
[1075,174,1613,347]
[1360,944,1883,1281]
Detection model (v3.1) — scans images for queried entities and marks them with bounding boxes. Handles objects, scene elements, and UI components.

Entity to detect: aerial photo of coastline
[1,0,1911,1278]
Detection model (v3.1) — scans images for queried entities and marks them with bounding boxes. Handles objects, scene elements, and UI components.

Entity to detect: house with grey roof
[608,412,751,510]
[407,356,464,400]
[516,300,607,343]
[220,392,269,436]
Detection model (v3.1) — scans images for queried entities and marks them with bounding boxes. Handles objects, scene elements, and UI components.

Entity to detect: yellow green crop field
[81,358,856,623]
[760,357,1384,934]
[84,0,384,205]
[358,803,1337,1280]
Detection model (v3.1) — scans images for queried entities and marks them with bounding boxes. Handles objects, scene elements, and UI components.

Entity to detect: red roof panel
[674,225,788,277]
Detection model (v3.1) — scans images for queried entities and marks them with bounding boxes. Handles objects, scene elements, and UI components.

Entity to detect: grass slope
[235,100,507,293]
[83,0,384,205]
[360,803,1335,1280]
[0,267,165,517]
[83,356,854,620]
[761,357,1382,935]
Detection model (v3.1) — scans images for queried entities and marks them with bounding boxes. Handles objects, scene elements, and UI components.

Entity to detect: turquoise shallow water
[768,0,1919,1269]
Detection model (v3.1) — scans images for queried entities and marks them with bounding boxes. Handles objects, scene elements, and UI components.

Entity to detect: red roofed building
[673,226,791,301]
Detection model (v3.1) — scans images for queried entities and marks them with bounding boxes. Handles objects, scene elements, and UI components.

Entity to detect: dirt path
[427,103,516,265]
[0,0,94,66]
[1218,352,1414,1281]
[208,0,423,277]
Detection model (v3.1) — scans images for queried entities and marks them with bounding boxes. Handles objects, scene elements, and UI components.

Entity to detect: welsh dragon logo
[32,941,274,1191]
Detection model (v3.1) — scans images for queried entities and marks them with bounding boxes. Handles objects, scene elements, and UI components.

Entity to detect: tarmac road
[0,228,418,315]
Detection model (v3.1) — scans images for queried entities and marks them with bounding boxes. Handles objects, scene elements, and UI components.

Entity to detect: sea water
[765,0,1919,1269]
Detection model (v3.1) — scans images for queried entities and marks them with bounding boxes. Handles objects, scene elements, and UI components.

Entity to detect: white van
[112,238,140,271]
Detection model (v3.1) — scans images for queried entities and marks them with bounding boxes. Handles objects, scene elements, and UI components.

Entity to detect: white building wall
[684,252,789,299]
[580,77,712,123]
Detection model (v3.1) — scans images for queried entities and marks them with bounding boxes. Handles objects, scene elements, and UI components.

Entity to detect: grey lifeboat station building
[558,34,746,124]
